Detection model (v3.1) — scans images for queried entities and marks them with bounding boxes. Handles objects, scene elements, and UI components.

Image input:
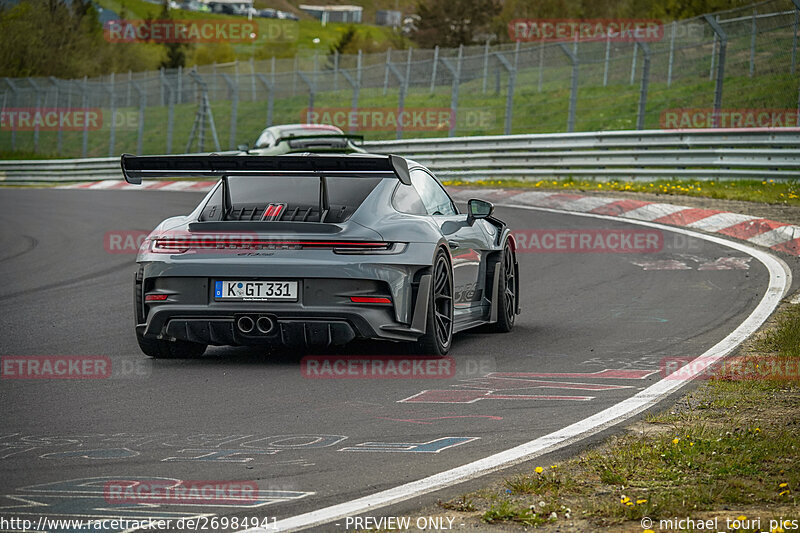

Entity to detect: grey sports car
[123,153,519,358]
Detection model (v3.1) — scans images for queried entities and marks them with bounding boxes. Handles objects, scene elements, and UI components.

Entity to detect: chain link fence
[1,0,798,158]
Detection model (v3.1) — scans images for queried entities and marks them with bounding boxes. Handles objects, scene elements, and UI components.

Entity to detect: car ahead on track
[123,153,519,358]
[237,124,366,156]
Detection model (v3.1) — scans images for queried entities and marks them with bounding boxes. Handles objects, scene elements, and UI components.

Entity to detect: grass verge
[428,301,800,532]
[440,178,800,206]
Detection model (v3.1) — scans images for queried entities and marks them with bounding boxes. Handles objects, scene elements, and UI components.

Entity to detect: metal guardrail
[1,129,799,182]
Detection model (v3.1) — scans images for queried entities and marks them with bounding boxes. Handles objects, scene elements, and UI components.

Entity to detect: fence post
[749,9,756,77]
[704,14,727,125]
[107,74,117,156]
[256,74,274,127]
[3,79,17,151]
[131,81,145,155]
[271,56,276,86]
[126,70,132,107]
[492,44,518,135]
[636,41,651,130]
[293,53,298,95]
[82,76,89,157]
[249,58,256,102]
[298,72,315,115]
[709,15,718,80]
[48,76,62,154]
[27,78,41,153]
[430,45,439,94]
[667,21,676,87]
[792,0,800,75]
[629,42,637,85]
[482,40,489,93]
[558,44,578,132]
[603,33,610,87]
[160,70,174,154]
[334,50,339,91]
[538,37,544,93]
[383,48,392,96]
[221,73,238,149]
[452,44,462,137]
[385,61,406,139]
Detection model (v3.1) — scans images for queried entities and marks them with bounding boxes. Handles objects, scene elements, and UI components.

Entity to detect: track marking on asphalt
[243,205,790,532]
[376,416,504,425]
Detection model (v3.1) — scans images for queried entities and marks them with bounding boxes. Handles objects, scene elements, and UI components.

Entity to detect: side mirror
[467,198,494,223]
[237,143,249,152]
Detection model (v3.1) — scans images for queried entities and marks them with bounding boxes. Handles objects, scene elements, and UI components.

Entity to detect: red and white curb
[56,179,216,192]
[450,189,800,257]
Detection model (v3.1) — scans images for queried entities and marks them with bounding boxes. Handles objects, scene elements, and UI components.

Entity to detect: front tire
[136,330,207,359]
[415,250,454,356]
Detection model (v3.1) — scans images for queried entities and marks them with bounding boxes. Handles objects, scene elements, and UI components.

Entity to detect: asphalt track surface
[0,189,786,533]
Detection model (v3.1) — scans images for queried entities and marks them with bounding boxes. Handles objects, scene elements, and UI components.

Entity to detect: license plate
[214,280,298,301]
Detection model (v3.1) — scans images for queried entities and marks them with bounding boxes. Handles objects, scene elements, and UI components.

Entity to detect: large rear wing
[120,153,411,185]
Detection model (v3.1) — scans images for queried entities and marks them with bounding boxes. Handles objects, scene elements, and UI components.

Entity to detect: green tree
[414,0,502,48]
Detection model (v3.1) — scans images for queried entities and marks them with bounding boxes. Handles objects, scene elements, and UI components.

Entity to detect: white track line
[243,207,791,533]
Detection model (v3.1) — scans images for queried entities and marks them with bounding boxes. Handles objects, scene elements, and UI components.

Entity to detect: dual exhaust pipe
[236,315,275,335]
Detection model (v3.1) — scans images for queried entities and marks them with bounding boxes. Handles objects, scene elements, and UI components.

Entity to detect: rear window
[201,176,382,223]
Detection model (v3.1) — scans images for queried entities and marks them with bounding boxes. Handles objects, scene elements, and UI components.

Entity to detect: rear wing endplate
[120,154,411,186]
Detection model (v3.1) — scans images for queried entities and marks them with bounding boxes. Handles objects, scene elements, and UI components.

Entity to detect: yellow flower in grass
[672,438,680,444]
[625,501,634,506]
[636,499,647,504]
[737,515,747,521]
[779,490,790,496]
[772,526,784,533]
[620,496,630,504]
[535,466,544,474]
[644,530,655,533]
[779,483,788,488]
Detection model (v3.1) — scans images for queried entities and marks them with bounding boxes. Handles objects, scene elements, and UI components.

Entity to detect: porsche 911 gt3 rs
[123,153,520,358]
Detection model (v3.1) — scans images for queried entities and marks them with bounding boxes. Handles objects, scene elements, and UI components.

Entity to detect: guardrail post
[255,74,274,127]
[792,0,800,75]
[636,41,651,131]
[160,69,175,154]
[27,78,41,153]
[704,14,727,124]
[667,22,676,88]
[221,73,238,150]
[558,44,578,132]
[430,45,439,94]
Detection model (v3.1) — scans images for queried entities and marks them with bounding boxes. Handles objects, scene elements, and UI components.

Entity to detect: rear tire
[414,250,453,356]
[489,242,517,333]
[136,330,207,359]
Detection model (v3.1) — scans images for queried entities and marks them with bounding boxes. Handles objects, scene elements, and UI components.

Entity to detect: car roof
[267,124,344,136]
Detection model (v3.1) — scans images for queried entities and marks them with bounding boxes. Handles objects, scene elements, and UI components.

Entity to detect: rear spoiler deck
[120,154,411,185]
